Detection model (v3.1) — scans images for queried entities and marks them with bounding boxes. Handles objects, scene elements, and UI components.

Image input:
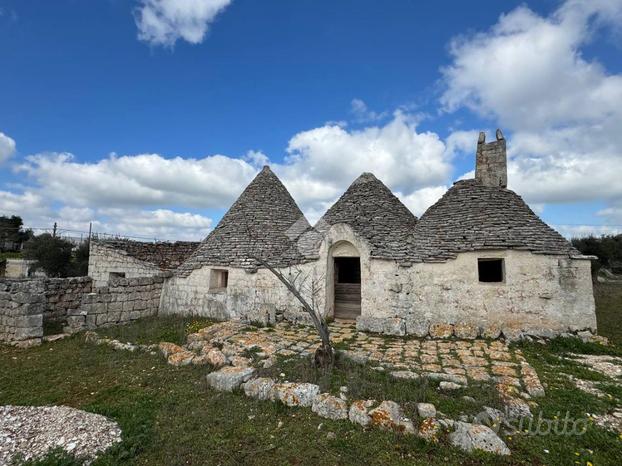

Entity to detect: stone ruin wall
[88,241,162,287]
[43,277,93,322]
[66,275,165,333]
[159,263,319,326]
[357,249,596,339]
[0,279,46,347]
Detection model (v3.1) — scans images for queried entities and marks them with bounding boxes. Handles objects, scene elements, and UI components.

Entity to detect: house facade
[157,131,597,339]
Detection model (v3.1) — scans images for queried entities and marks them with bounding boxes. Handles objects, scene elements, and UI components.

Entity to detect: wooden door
[334,257,361,319]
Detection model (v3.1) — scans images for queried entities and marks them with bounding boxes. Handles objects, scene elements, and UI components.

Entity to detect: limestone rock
[206,367,255,392]
[416,403,436,419]
[230,356,252,367]
[426,372,468,385]
[271,382,320,407]
[369,401,414,434]
[429,323,454,339]
[520,363,545,397]
[348,400,376,427]
[312,393,348,420]
[390,370,419,380]
[454,323,479,339]
[439,381,463,391]
[205,348,227,368]
[159,342,183,359]
[168,350,195,367]
[191,353,211,366]
[242,377,276,400]
[449,421,510,456]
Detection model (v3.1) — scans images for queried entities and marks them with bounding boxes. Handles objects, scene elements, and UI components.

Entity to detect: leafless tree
[239,209,334,368]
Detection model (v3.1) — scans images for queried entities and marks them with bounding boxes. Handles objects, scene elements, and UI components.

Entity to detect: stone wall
[44,277,93,322]
[160,264,317,326]
[161,222,597,340]
[66,275,165,332]
[88,240,198,287]
[0,279,45,347]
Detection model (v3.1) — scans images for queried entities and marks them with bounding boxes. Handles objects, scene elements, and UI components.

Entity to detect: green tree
[571,234,622,276]
[70,241,90,277]
[22,234,74,277]
[0,215,32,251]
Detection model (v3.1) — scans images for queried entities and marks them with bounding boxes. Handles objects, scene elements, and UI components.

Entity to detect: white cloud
[442,0,622,226]
[276,111,452,214]
[18,151,259,209]
[350,99,388,123]
[0,132,16,164]
[135,0,232,47]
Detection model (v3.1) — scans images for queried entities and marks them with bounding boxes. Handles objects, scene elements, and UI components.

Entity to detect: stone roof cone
[412,131,578,261]
[314,172,418,261]
[176,166,312,275]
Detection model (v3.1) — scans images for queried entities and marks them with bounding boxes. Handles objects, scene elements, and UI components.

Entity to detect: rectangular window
[209,269,229,291]
[109,272,126,280]
[478,258,504,283]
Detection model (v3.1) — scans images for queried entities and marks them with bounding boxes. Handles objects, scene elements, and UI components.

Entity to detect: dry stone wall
[44,277,93,322]
[88,242,163,287]
[66,275,165,332]
[0,279,45,347]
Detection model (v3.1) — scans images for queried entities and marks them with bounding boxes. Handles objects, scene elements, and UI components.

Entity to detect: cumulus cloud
[17,151,259,209]
[276,111,452,214]
[0,132,16,164]
[135,0,232,47]
[350,98,389,123]
[441,0,622,226]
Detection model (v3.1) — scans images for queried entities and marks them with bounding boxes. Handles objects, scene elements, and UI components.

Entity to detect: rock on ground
[206,367,255,392]
[271,383,320,407]
[242,377,276,401]
[416,403,436,419]
[311,394,348,420]
[0,405,122,465]
[348,400,376,427]
[449,421,511,456]
[369,401,415,434]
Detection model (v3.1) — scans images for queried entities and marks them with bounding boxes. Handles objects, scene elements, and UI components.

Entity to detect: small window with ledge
[478,258,504,283]
[109,272,126,280]
[209,269,229,292]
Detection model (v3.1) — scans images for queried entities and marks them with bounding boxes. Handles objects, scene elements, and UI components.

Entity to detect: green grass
[1,282,621,465]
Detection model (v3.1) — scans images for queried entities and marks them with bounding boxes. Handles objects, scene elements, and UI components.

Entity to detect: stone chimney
[475,129,507,188]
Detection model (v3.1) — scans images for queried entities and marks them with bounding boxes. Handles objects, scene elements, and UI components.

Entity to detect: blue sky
[1,0,621,241]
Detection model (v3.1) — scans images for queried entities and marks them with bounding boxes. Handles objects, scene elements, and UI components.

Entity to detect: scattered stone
[230,356,252,367]
[390,370,419,380]
[242,377,276,401]
[326,431,336,440]
[462,396,476,403]
[167,350,195,367]
[369,401,415,434]
[416,403,437,419]
[271,383,320,408]
[439,381,463,391]
[0,405,122,465]
[312,394,348,420]
[159,342,183,359]
[426,372,468,385]
[205,348,227,368]
[206,367,255,392]
[348,400,376,427]
[496,384,532,420]
[520,363,545,397]
[449,421,510,456]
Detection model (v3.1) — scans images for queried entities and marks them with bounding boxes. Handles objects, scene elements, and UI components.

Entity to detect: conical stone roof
[176,166,312,276]
[411,179,579,262]
[314,173,418,261]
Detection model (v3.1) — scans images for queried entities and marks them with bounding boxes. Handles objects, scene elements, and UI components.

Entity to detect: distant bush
[571,234,622,276]
[22,234,90,278]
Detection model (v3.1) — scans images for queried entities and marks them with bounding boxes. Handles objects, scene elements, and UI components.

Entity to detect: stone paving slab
[185,320,544,399]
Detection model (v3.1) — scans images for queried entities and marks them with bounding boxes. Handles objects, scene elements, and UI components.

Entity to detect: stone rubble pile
[0,405,122,465]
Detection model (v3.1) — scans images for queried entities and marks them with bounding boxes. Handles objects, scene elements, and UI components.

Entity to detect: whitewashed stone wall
[3,259,38,278]
[160,263,320,325]
[88,242,161,287]
[160,222,596,339]
[356,250,595,338]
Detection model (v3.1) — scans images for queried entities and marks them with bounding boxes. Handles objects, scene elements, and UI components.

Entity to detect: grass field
[0,284,621,465]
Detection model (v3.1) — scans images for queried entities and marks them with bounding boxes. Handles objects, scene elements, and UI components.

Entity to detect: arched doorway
[329,241,361,320]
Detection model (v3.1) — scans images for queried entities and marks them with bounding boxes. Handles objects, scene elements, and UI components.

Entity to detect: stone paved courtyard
[183,319,545,400]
